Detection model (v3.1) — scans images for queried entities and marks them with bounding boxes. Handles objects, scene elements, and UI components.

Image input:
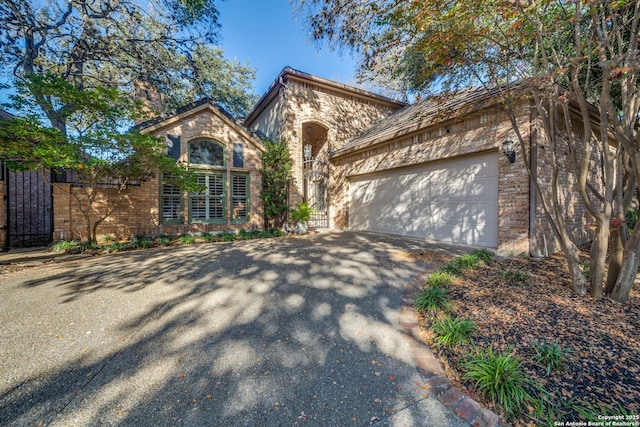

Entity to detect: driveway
[0,231,471,426]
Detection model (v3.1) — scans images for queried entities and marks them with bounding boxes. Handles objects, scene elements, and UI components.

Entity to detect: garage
[348,153,499,247]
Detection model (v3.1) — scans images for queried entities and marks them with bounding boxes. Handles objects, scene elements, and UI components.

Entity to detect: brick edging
[399,273,505,427]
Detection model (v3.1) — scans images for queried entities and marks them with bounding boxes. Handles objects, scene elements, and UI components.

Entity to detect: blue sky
[217,0,359,96]
[0,0,359,109]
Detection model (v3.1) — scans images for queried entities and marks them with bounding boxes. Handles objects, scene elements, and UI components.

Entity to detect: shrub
[201,232,216,242]
[290,201,313,222]
[462,346,533,417]
[441,253,484,275]
[471,249,494,263]
[156,234,173,247]
[430,316,476,347]
[415,286,451,313]
[220,231,236,242]
[238,229,252,240]
[101,235,114,243]
[502,268,531,286]
[131,236,153,249]
[106,241,126,252]
[531,339,572,376]
[81,240,100,251]
[426,271,456,287]
[51,240,80,253]
[268,227,284,237]
[249,229,263,239]
[178,233,196,245]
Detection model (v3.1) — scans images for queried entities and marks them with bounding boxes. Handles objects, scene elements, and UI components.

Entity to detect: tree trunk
[589,223,609,299]
[605,226,624,295]
[610,227,640,303]
[562,241,588,296]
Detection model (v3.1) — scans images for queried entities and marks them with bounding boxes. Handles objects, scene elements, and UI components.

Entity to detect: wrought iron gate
[6,168,53,247]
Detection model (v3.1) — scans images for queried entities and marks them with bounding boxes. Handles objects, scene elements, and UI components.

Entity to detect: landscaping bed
[410,250,640,425]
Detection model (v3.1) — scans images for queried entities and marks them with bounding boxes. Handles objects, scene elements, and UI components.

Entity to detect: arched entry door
[301,122,329,228]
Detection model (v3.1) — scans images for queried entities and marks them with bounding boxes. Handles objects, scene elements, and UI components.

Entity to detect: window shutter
[167,134,181,160]
[233,143,244,168]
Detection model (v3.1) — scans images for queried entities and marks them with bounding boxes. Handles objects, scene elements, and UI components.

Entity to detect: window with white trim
[191,173,225,223]
[161,176,182,224]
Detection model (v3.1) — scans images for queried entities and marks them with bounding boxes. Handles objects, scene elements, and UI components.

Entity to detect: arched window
[189,139,225,166]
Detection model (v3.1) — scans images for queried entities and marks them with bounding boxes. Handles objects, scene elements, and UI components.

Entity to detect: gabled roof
[243,67,406,127]
[0,108,15,120]
[331,85,514,158]
[135,98,265,152]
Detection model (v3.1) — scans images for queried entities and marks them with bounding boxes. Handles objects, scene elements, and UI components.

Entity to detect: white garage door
[348,153,498,247]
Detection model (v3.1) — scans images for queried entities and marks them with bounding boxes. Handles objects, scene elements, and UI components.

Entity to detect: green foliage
[426,271,455,287]
[626,208,638,235]
[572,401,635,422]
[462,346,534,418]
[0,74,198,242]
[262,138,293,228]
[238,229,262,240]
[200,232,216,242]
[106,241,126,252]
[131,236,153,249]
[471,249,494,263]
[290,202,313,222]
[531,339,572,376]
[220,231,237,242]
[415,286,451,314]
[178,233,196,245]
[51,240,81,253]
[156,235,173,247]
[441,253,485,275]
[502,269,531,286]
[430,316,476,347]
[0,0,257,118]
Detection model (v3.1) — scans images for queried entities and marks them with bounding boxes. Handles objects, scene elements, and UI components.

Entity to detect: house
[10,67,593,256]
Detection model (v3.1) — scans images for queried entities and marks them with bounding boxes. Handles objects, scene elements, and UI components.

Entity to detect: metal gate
[6,168,53,247]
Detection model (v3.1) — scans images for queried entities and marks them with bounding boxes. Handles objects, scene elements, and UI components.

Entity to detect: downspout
[529,101,544,257]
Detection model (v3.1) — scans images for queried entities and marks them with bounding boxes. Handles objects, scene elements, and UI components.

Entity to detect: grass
[426,271,456,287]
[415,285,451,313]
[430,316,476,347]
[531,339,572,376]
[502,268,531,286]
[441,250,493,275]
[462,346,534,418]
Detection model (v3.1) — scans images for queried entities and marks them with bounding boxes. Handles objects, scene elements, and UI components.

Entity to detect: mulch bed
[410,250,640,425]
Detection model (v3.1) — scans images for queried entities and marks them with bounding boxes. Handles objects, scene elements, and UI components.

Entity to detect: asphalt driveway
[0,231,470,426]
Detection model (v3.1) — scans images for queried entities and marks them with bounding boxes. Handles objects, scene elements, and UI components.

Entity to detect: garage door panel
[349,153,498,248]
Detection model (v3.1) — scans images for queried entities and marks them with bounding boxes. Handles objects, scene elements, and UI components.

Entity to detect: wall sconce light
[502,140,516,164]
[303,144,312,160]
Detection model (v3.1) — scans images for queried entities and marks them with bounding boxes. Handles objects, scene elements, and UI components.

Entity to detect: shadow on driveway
[0,231,470,426]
